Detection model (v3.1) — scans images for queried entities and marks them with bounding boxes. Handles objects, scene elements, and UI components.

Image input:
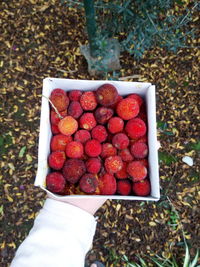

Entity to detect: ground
[0,1,199,266]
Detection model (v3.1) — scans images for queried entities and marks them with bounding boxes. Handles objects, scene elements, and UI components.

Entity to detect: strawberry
[46,172,66,193]
[132,179,151,196]
[117,180,131,195]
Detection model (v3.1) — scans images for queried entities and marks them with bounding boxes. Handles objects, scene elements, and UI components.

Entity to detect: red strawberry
[127,161,147,181]
[80,91,97,111]
[48,151,66,170]
[132,179,151,196]
[50,110,67,125]
[127,93,143,107]
[50,89,69,111]
[99,173,117,195]
[101,143,117,158]
[68,90,82,101]
[95,84,119,107]
[68,101,83,119]
[51,124,60,135]
[125,118,147,139]
[130,142,148,159]
[85,139,102,157]
[118,148,134,162]
[104,156,123,174]
[46,172,66,193]
[139,159,148,168]
[116,98,139,120]
[50,134,72,151]
[107,116,124,134]
[117,180,131,195]
[115,162,128,179]
[112,133,129,150]
[94,107,114,125]
[79,173,98,193]
[62,159,86,184]
[74,130,91,144]
[65,141,84,158]
[91,125,108,143]
[86,158,101,174]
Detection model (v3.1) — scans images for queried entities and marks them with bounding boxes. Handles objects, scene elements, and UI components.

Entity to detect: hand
[47,193,107,215]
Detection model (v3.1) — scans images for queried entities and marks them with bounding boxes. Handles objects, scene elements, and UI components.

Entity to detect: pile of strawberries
[46,84,151,196]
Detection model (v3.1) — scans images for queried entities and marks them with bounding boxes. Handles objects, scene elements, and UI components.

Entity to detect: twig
[49,66,77,74]
[42,95,63,119]
[146,13,174,46]
[164,165,178,196]
[178,2,199,27]
[118,75,141,80]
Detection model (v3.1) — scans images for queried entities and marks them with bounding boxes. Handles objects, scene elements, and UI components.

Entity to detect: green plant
[157,121,174,136]
[158,151,177,166]
[166,204,179,230]
[0,133,13,156]
[186,141,200,151]
[62,0,199,59]
[122,254,148,267]
[149,246,199,267]
[105,247,121,265]
[119,197,200,267]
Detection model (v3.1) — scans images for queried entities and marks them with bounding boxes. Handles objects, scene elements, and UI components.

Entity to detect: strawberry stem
[42,95,63,119]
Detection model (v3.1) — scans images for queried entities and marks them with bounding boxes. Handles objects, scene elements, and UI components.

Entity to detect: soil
[0,1,199,267]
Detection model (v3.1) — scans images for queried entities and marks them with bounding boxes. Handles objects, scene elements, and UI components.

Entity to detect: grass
[106,197,200,267]
[106,242,200,267]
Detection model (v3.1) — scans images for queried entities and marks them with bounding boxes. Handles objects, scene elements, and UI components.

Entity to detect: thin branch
[49,66,77,74]
[178,2,199,27]
[42,95,63,119]
[119,75,141,80]
[146,12,174,46]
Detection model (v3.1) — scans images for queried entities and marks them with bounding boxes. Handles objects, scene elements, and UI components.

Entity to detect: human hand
[47,193,107,215]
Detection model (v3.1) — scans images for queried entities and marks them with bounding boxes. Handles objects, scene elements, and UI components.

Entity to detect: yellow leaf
[26,154,32,162]
[5,41,11,48]
[7,195,13,202]
[39,32,45,37]
[39,5,50,12]
[8,242,16,248]
[1,241,5,249]
[28,213,36,219]
[29,0,37,4]
[8,163,15,170]
[185,234,191,239]
[15,66,24,72]
[116,204,121,211]
[149,221,157,226]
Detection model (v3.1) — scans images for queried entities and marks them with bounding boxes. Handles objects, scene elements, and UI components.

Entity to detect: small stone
[182,156,193,166]
[157,141,161,150]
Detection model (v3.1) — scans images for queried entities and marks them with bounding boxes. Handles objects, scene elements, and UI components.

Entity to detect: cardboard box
[35,78,160,201]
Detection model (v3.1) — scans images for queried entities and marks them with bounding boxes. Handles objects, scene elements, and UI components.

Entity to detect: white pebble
[182,156,194,166]
[157,141,161,150]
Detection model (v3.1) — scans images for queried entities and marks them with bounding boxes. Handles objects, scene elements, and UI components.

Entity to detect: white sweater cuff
[40,198,97,249]
[11,198,97,267]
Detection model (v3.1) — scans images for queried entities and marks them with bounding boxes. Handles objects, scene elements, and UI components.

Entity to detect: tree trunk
[83,0,98,57]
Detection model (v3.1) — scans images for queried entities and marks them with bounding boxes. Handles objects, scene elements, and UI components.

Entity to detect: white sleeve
[10,198,97,267]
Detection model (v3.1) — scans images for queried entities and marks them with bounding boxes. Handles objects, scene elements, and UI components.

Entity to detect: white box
[35,78,160,201]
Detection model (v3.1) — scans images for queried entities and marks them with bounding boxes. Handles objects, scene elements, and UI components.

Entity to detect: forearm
[10,198,97,267]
